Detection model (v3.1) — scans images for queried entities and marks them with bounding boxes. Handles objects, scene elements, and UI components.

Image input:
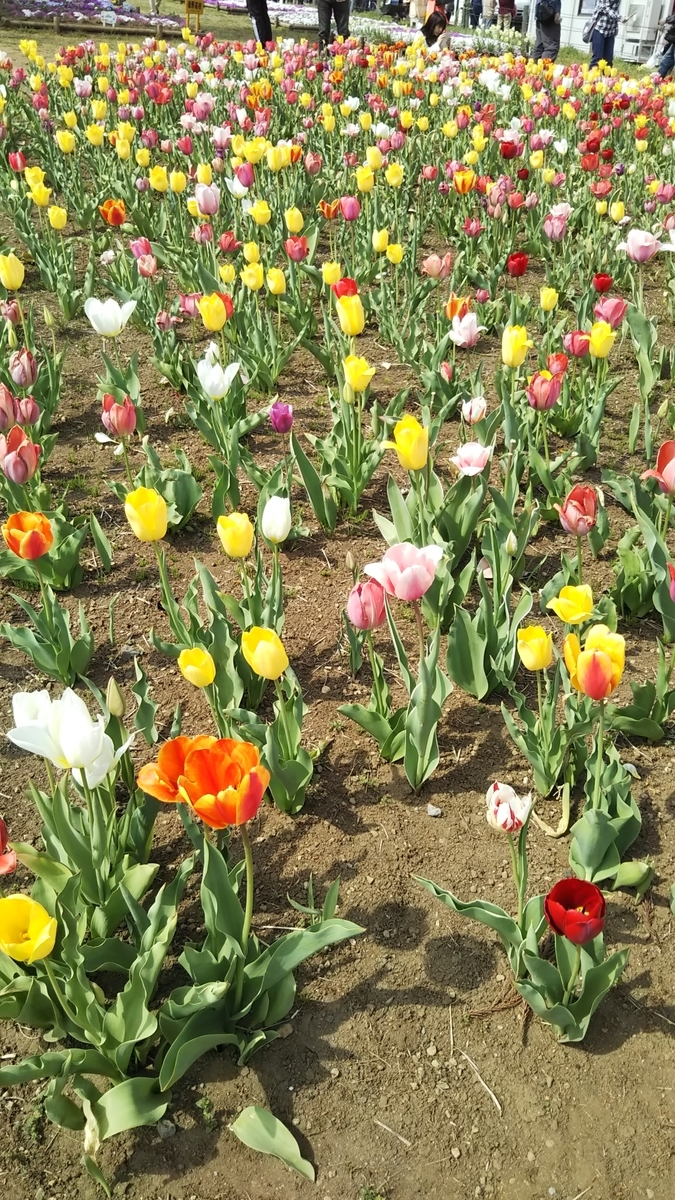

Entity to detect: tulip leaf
[90,513,113,573]
[159,1008,240,1091]
[229,1106,315,1181]
[11,843,73,894]
[132,658,159,745]
[82,1155,112,1198]
[521,952,563,1006]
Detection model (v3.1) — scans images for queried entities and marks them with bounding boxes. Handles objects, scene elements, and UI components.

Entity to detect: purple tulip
[269,401,294,434]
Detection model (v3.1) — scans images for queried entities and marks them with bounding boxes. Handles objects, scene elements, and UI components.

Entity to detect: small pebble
[427,803,442,817]
[330,1067,340,1078]
[527,1151,535,1163]
[451,1147,461,1159]
[426,1044,437,1056]
[157,1119,176,1139]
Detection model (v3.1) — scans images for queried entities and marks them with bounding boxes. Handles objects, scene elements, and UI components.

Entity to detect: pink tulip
[0,383,16,431]
[421,252,452,280]
[130,236,152,259]
[449,313,485,349]
[642,441,675,495]
[422,165,438,181]
[475,288,490,303]
[617,229,671,262]
[543,213,568,241]
[101,393,137,437]
[462,396,487,424]
[304,150,322,175]
[346,579,386,630]
[179,292,202,318]
[192,224,213,245]
[526,372,562,411]
[440,361,453,383]
[15,395,39,426]
[0,299,21,325]
[593,296,628,329]
[138,254,158,278]
[0,426,40,483]
[363,543,444,602]
[156,311,182,332]
[339,195,361,221]
[8,348,37,389]
[195,183,220,215]
[554,484,598,535]
[450,441,492,477]
[235,161,255,188]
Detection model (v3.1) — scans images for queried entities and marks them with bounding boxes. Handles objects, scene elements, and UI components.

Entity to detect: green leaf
[521,951,563,1005]
[11,843,73,893]
[446,608,490,699]
[90,514,113,572]
[132,658,159,745]
[91,1077,169,1141]
[290,432,336,530]
[229,1106,315,1181]
[415,876,522,949]
[159,1008,239,1091]
[82,1155,111,1198]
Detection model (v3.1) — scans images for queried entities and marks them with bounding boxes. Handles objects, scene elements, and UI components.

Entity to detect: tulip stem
[536,671,547,751]
[562,943,582,1007]
[234,821,255,1011]
[662,493,673,542]
[576,535,583,586]
[121,439,134,489]
[366,631,386,718]
[412,601,426,665]
[592,701,605,811]
[507,833,524,930]
[35,564,55,640]
[539,412,550,469]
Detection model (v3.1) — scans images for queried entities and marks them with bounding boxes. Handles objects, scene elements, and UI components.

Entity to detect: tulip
[506,252,528,278]
[563,330,591,358]
[485,781,532,834]
[0,300,21,326]
[346,579,386,630]
[643,441,675,494]
[445,294,471,322]
[526,371,562,411]
[29,184,52,208]
[284,236,309,262]
[8,685,128,785]
[0,819,16,876]
[175,738,270,828]
[386,414,428,472]
[0,385,15,432]
[148,165,168,192]
[343,355,375,393]
[386,244,403,265]
[547,584,593,625]
[588,320,616,359]
[617,229,673,262]
[544,878,605,946]
[248,199,272,225]
[449,313,485,349]
[2,511,53,560]
[178,647,216,688]
[332,278,359,299]
[243,242,260,264]
[9,348,38,390]
[422,253,452,280]
[450,442,492,477]
[124,487,168,542]
[554,484,597,536]
[356,165,375,193]
[0,896,56,963]
[372,228,389,254]
[55,129,75,153]
[101,393,136,437]
[364,543,443,602]
[241,627,289,679]
[540,287,558,312]
[137,734,217,804]
[339,195,360,221]
[453,167,475,194]
[99,198,126,227]
[593,273,613,293]
[261,495,292,545]
[215,511,254,560]
[517,625,554,672]
[385,162,404,188]
[321,261,341,286]
[501,325,531,369]
[593,296,628,330]
[563,624,624,700]
[284,206,304,234]
[0,253,25,291]
[195,182,220,215]
[0,427,41,484]
[266,402,292,436]
[198,292,233,331]
[547,353,568,376]
[266,268,286,296]
[462,396,487,425]
[170,170,187,193]
[84,297,136,338]
[336,294,365,337]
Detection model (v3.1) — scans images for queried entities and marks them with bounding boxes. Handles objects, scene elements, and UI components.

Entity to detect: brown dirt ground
[0,124,674,1200]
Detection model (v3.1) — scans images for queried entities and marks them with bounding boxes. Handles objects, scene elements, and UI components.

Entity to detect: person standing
[482,0,495,25]
[247,0,273,44]
[318,0,350,47]
[496,0,515,29]
[658,10,675,77]
[470,0,482,26]
[589,0,621,67]
[532,0,561,58]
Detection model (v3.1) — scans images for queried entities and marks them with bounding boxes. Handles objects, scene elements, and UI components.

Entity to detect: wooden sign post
[185,0,204,32]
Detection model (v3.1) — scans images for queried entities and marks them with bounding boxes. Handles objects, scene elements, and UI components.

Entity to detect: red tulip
[219,230,241,253]
[0,819,16,876]
[9,151,26,171]
[0,426,41,484]
[580,153,599,172]
[554,484,598,536]
[331,277,358,298]
[339,195,361,221]
[547,352,568,376]
[592,273,613,293]
[544,878,605,945]
[642,441,675,495]
[506,252,528,278]
[102,393,137,438]
[563,331,591,359]
[285,236,309,262]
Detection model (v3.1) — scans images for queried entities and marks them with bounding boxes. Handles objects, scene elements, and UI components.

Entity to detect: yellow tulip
[266,144,291,172]
[0,253,24,291]
[47,206,67,231]
[501,325,531,369]
[135,147,150,168]
[372,228,389,254]
[241,627,289,679]
[356,165,375,193]
[217,511,255,558]
[343,354,376,393]
[24,166,45,189]
[178,647,216,688]
[588,320,616,359]
[540,287,558,312]
[399,111,414,130]
[249,199,272,226]
[198,293,231,332]
[323,114,336,133]
[542,167,556,185]
[595,200,608,216]
[149,165,168,192]
[116,137,131,162]
[186,198,200,219]
[285,206,304,233]
[360,111,373,130]
[386,243,403,265]
[29,184,52,208]
[63,110,78,129]
[85,123,104,147]
[517,625,554,671]
[241,262,264,291]
[219,263,236,284]
[335,294,365,337]
[609,200,625,223]
[124,487,168,542]
[117,120,135,144]
[243,241,260,264]
[266,268,286,296]
[321,261,341,286]
[385,162,404,188]
[55,129,75,153]
[529,150,544,170]
[391,413,429,470]
[547,584,593,626]
[0,895,57,963]
[196,162,213,184]
[170,169,187,193]
[91,98,107,120]
[417,116,429,132]
[366,145,383,171]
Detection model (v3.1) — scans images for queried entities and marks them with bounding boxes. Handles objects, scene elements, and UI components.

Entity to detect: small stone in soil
[427,803,442,817]
[330,1067,340,1078]
[157,1119,176,1139]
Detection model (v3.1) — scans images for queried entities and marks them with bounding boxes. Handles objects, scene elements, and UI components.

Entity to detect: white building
[525,0,671,61]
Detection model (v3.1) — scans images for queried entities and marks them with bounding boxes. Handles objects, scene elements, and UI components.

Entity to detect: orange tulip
[318,198,340,220]
[137,734,216,803]
[453,168,476,195]
[99,198,127,226]
[2,511,53,560]
[177,738,270,828]
[563,624,624,701]
[445,293,471,321]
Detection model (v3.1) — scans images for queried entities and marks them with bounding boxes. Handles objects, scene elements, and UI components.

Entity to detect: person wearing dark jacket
[659,11,675,78]
[247,0,273,44]
[589,0,621,68]
[532,0,561,59]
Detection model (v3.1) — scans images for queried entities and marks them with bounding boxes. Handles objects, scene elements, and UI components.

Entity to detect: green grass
[556,44,648,78]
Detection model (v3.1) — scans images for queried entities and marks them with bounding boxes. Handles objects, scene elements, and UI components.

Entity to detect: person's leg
[334,0,350,36]
[247,0,273,42]
[603,32,615,64]
[532,24,544,57]
[589,28,604,67]
[503,11,511,26]
[543,23,561,58]
[317,0,332,45]
[660,44,675,77]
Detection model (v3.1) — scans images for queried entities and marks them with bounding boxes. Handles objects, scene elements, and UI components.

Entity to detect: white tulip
[227,176,249,199]
[261,495,292,545]
[485,781,532,834]
[84,297,136,337]
[7,687,132,786]
[196,346,241,400]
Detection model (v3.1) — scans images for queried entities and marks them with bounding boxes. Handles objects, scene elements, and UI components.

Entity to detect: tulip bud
[261,495,292,545]
[9,348,38,388]
[505,531,518,557]
[658,398,670,420]
[43,304,54,329]
[345,550,356,573]
[6,324,17,350]
[106,676,126,717]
